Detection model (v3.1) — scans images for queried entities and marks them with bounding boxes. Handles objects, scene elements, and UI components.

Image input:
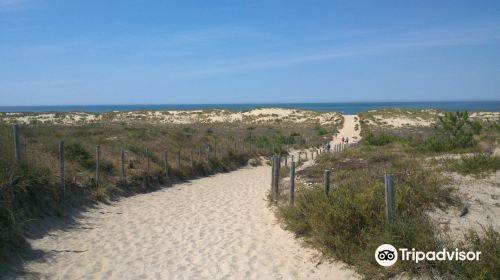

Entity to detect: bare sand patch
[21,165,357,279]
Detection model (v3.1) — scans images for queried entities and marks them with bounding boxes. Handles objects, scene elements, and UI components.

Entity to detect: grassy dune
[276,110,500,279]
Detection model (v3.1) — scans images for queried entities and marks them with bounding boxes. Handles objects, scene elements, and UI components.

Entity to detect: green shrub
[362,133,395,146]
[317,127,328,136]
[422,111,482,152]
[448,154,500,175]
[65,142,93,169]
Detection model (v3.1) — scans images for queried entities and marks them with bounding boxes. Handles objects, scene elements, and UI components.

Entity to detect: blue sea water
[0,101,499,114]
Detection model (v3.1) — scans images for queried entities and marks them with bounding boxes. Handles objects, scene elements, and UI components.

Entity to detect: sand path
[21,161,358,279]
[331,115,361,146]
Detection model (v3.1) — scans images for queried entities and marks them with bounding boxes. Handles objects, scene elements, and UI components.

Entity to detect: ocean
[0,101,499,114]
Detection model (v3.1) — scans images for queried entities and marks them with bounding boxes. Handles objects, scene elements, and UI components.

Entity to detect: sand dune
[0,108,342,126]
[21,163,357,279]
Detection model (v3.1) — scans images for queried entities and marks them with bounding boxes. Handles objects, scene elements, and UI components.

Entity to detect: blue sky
[1,0,499,105]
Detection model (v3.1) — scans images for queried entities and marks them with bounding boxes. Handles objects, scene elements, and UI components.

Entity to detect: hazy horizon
[2,100,500,107]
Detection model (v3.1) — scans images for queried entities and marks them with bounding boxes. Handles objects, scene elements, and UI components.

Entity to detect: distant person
[341,137,345,143]
[326,143,331,151]
[346,137,349,143]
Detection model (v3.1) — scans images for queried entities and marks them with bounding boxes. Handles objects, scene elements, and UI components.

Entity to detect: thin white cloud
[0,0,36,10]
[161,22,500,80]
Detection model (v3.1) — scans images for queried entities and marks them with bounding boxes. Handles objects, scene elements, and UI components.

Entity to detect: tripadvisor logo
[375,244,481,267]
[375,244,398,267]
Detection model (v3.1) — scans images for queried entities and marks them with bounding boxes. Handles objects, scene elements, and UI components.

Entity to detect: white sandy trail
[23,164,358,279]
[331,115,361,146]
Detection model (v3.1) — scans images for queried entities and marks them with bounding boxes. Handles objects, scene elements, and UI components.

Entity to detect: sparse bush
[249,158,262,167]
[448,154,500,175]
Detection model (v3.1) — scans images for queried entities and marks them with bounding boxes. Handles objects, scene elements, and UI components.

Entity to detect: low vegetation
[275,111,500,279]
[447,154,500,176]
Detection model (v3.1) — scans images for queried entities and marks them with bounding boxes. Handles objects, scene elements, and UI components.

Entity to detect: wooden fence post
[95,145,100,188]
[59,140,65,187]
[164,150,168,178]
[271,155,275,188]
[385,173,395,223]
[284,155,288,166]
[146,148,150,174]
[289,161,295,205]
[177,149,181,169]
[121,149,126,179]
[272,155,280,202]
[13,124,21,164]
[311,150,314,160]
[298,152,301,163]
[323,170,331,195]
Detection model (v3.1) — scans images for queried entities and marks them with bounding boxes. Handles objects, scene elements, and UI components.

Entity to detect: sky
[1,0,500,105]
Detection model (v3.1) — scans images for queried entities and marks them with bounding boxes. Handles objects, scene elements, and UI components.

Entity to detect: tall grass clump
[0,161,63,262]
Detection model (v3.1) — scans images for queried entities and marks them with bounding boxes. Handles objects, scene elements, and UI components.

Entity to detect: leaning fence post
[95,145,100,188]
[323,170,331,195]
[289,161,295,205]
[121,149,126,179]
[272,155,280,202]
[13,124,21,164]
[59,140,65,187]
[385,173,395,223]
